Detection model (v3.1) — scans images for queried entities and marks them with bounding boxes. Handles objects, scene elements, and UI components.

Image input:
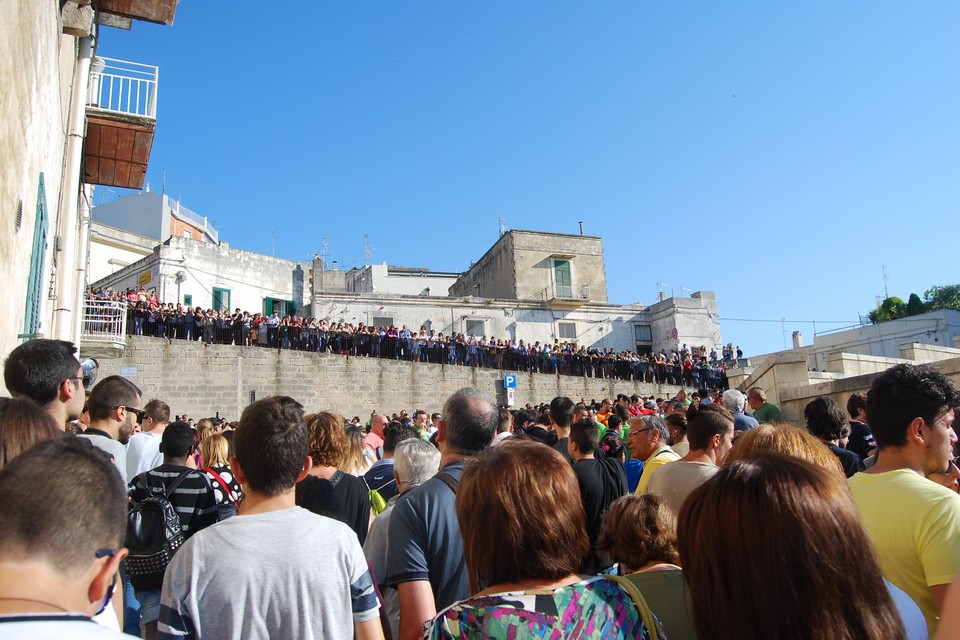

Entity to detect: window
[372,316,394,328]
[263,297,294,317]
[553,259,572,298]
[634,324,653,355]
[466,319,484,335]
[634,325,652,342]
[23,174,48,338]
[212,287,231,311]
[557,321,577,340]
[183,294,193,306]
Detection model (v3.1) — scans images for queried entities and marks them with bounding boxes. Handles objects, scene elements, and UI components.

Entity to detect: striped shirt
[129,465,219,536]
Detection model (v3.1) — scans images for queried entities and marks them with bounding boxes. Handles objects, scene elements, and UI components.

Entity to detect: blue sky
[96,2,959,357]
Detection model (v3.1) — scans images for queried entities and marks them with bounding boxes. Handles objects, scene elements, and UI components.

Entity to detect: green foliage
[868,297,906,324]
[868,284,960,324]
[906,293,926,316]
[924,285,960,312]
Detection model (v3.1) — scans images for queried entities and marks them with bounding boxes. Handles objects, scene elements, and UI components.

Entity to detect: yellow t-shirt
[848,468,960,636]
[635,445,681,494]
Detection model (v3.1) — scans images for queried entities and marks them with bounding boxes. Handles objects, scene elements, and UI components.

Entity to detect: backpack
[125,469,193,591]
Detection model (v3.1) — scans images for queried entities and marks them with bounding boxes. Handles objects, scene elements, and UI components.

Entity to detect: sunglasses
[115,406,145,425]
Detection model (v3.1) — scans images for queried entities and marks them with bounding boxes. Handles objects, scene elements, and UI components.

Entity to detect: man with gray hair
[722,389,759,432]
[387,387,498,640]
[365,439,441,640]
[625,414,680,494]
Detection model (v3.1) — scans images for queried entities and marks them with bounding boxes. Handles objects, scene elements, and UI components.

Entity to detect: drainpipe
[72,184,94,345]
[53,35,94,343]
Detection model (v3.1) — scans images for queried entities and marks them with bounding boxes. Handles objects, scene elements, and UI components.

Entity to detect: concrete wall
[92,337,680,420]
[449,230,608,303]
[449,232,517,299]
[0,5,78,391]
[643,291,722,354]
[92,191,166,239]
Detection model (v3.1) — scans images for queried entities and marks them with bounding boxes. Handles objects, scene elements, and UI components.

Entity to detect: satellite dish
[80,357,99,391]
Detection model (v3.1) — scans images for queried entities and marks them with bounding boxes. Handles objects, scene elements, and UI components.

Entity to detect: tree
[868,297,906,324]
[924,285,960,312]
[906,293,926,316]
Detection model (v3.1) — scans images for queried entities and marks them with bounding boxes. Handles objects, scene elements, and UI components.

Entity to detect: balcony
[83,57,158,189]
[534,283,592,309]
[95,0,180,25]
[80,299,128,357]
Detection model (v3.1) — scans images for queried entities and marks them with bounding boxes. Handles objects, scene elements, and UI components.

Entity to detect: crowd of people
[2,336,960,639]
[87,286,742,386]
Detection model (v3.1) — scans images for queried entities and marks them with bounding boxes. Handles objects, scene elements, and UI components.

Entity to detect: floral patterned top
[425,576,660,639]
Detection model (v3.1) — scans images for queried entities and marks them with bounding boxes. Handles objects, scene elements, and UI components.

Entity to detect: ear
[436,419,447,445]
[296,456,313,483]
[711,433,722,449]
[230,456,246,485]
[87,548,126,614]
[908,417,926,444]
[60,378,78,403]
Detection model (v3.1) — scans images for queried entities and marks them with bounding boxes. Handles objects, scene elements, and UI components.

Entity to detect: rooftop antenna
[882,265,889,299]
[363,235,373,266]
[498,217,505,236]
[578,221,584,236]
[162,168,167,195]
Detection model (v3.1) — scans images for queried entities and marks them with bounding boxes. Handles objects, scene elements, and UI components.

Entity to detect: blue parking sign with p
[503,374,517,388]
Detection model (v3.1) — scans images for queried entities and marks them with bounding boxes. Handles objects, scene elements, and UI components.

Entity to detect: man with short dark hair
[568,418,627,572]
[846,391,877,458]
[3,338,85,429]
[387,387,497,640]
[365,421,419,502]
[848,364,960,636]
[647,405,734,512]
[550,396,575,463]
[80,375,142,483]
[0,438,129,637]
[158,396,383,640]
[126,399,172,479]
[129,421,218,640]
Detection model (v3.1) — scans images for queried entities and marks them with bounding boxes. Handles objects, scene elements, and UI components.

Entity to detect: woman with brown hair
[597,494,695,640]
[723,422,845,479]
[295,411,372,544]
[426,440,661,639]
[678,453,923,640]
[0,397,61,469]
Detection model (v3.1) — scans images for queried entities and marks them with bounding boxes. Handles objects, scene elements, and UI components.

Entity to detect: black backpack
[125,470,193,591]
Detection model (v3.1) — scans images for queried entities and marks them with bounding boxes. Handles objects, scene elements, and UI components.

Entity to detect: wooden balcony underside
[83,114,155,189]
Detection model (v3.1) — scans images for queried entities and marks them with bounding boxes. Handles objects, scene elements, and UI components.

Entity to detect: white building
[90,227,725,354]
[807,309,960,371]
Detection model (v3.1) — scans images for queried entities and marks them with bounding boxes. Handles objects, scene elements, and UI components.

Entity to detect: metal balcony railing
[81,299,128,350]
[87,57,159,119]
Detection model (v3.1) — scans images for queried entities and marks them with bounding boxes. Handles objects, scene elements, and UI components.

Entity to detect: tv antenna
[364,235,374,266]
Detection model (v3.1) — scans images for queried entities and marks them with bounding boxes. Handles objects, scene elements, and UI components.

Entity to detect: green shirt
[752,402,782,423]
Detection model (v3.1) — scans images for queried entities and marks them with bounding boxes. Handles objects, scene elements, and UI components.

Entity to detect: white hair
[722,389,746,413]
[394,438,441,489]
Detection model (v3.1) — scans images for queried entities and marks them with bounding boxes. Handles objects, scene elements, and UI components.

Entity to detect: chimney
[658,291,667,302]
[331,260,338,271]
[792,331,803,349]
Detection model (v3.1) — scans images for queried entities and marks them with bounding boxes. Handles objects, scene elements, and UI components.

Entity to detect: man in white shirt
[126,399,171,479]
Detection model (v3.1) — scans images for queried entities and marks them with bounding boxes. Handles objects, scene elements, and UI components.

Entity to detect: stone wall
[94,337,679,420]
